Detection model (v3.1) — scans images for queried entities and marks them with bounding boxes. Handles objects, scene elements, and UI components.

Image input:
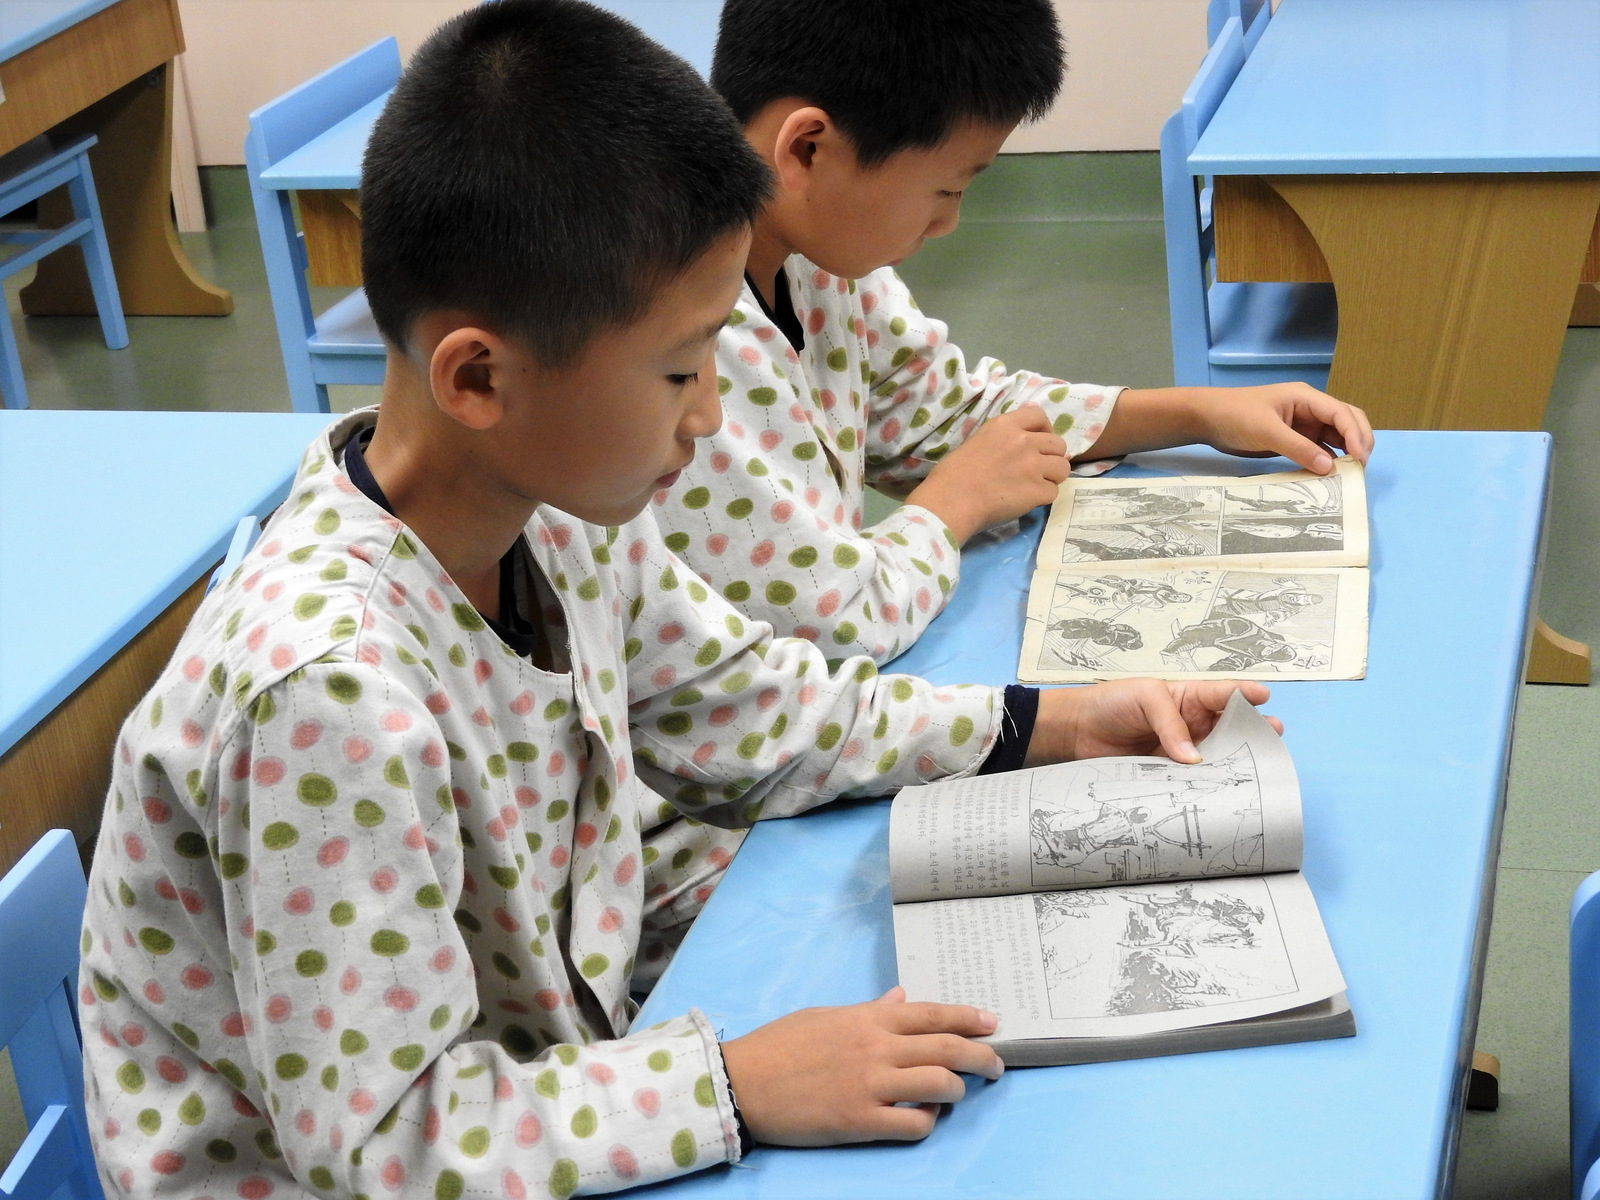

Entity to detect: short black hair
[362,0,770,363]
[711,0,1064,167]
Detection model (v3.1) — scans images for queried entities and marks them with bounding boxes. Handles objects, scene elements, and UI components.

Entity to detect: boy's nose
[683,368,725,440]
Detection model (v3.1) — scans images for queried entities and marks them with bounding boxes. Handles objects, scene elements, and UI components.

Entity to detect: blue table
[0,410,333,869]
[636,432,1547,1199]
[1188,0,1600,435]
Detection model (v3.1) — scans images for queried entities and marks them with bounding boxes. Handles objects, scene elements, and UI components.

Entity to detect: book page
[894,872,1346,1041]
[889,690,1300,904]
[1037,459,1367,571]
[1017,565,1368,682]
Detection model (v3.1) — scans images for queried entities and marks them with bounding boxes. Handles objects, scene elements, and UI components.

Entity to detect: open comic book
[1017,458,1369,683]
[890,692,1353,1066]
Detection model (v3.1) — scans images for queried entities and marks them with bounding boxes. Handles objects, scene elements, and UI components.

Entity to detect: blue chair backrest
[1181,16,1249,154]
[0,830,103,1200]
[208,515,263,594]
[247,37,400,171]
[1572,871,1600,1199]
[1207,0,1270,53]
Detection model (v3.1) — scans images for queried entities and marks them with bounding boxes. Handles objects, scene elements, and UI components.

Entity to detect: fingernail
[990,1060,1006,1080]
[1179,741,1199,762]
[978,1010,998,1033]
[1314,452,1332,473]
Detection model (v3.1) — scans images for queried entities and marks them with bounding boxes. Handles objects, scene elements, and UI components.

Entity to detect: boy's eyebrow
[673,318,730,352]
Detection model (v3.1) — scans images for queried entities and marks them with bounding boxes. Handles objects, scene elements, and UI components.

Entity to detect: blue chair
[1160,16,1337,391]
[0,135,128,410]
[246,39,398,414]
[1207,0,1271,52]
[208,514,263,592]
[1572,870,1600,1199]
[0,829,104,1200]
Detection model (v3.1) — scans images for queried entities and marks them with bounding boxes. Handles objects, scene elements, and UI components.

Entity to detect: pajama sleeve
[615,528,1002,827]
[858,267,1124,494]
[214,665,738,1197]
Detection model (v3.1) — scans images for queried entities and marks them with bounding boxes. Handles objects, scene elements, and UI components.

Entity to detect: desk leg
[1526,619,1592,685]
[0,573,209,875]
[1267,174,1600,431]
[20,65,232,318]
[1575,284,1600,327]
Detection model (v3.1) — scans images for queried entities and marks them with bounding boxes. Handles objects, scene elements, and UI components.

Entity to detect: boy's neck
[745,210,794,309]
[360,382,536,621]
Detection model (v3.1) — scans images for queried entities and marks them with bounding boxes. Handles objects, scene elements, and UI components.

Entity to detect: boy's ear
[427,325,509,432]
[771,105,841,194]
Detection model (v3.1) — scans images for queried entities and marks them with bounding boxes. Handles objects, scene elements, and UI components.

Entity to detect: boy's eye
[939,189,964,200]
[668,372,700,387]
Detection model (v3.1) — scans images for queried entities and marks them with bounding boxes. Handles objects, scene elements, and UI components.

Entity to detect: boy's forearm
[1072,387,1208,461]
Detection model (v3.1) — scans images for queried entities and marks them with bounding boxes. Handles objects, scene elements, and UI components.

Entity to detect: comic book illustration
[1017,567,1368,682]
[1037,459,1367,571]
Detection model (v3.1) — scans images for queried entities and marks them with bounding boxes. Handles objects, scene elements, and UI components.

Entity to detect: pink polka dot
[474,659,494,685]
[105,1118,121,1139]
[425,691,451,714]
[515,1112,543,1146]
[546,751,567,778]
[122,833,146,862]
[262,581,284,602]
[794,625,820,641]
[422,1107,441,1144]
[181,964,213,990]
[472,706,493,726]
[265,994,293,1023]
[575,823,597,848]
[425,588,445,613]
[181,720,204,747]
[710,451,732,474]
[246,623,268,653]
[385,986,420,1012]
[692,742,717,767]
[155,877,178,901]
[238,1175,275,1199]
[758,430,782,453]
[614,855,637,885]
[628,539,649,565]
[651,666,676,690]
[706,533,729,556]
[380,1156,406,1190]
[695,884,715,903]
[144,980,166,1005]
[183,656,205,681]
[609,1145,640,1180]
[757,687,781,711]
[883,602,901,623]
[343,737,372,763]
[220,1013,246,1038]
[295,1109,316,1136]
[380,709,412,733]
[496,1076,515,1101]
[771,500,794,523]
[709,705,737,726]
[348,1090,376,1116]
[597,906,623,933]
[633,1088,660,1118]
[750,540,775,567]
[284,887,314,915]
[916,588,932,612]
[232,1093,261,1118]
[657,622,684,644]
[503,1169,527,1200]
[509,691,534,716]
[738,345,762,366]
[313,1006,334,1031]
[118,1169,134,1192]
[151,1151,185,1175]
[707,847,733,869]
[430,947,455,973]
[549,846,569,869]
[179,889,205,914]
[252,757,286,787]
[340,968,362,995]
[317,837,349,868]
[270,645,295,670]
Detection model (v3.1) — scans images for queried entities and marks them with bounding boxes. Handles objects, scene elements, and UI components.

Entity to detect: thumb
[875,986,908,1004]
[1140,683,1201,763]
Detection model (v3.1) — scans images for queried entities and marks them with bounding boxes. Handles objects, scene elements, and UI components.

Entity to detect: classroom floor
[5,155,1598,1198]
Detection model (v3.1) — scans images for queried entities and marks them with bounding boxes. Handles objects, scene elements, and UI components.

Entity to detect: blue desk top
[636,432,1549,1200]
[258,0,723,191]
[1190,0,1600,174]
[0,0,120,63]
[0,411,335,759]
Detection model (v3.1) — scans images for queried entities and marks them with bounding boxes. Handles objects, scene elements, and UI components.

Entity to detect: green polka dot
[138,927,174,955]
[570,1105,597,1138]
[1053,413,1075,435]
[950,716,975,746]
[275,1053,308,1080]
[656,712,692,737]
[353,799,385,827]
[430,1005,452,1031]
[878,748,899,773]
[313,508,341,534]
[579,953,609,978]
[384,756,410,788]
[816,722,842,751]
[293,594,327,621]
[549,1159,580,1199]
[671,1128,697,1168]
[435,1169,464,1200]
[826,348,848,371]
[837,428,857,451]
[671,848,694,870]
[488,865,519,889]
[725,497,754,520]
[310,1166,335,1189]
[891,679,915,702]
[793,441,818,461]
[487,754,507,778]
[116,1061,145,1093]
[832,622,859,645]
[329,900,356,926]
[213,1060,245,1090]
[172,1023,198,1049]
[320,559,347,582]
[178,1092,205,1125]
[889,316,908,336]
[391,1044,426,1071]
[681,487,711,509]
[415,884,445,909]
[371,930,409,956]
[534,1069,559,1099]
[340,1030,369,1055]
[255,929,277,955]
[118,879,136,907]
[694,1073,717,1106]
[326,673,362,704]
[452,604,487,632]
[748,386,777,406]
[746,459,768,477]
[296,950,328,977]
[220,852,249,879]
[576,576,600,600]
[174,831,208,858]
[723,580,751,602]
[765,581,797,605]
[320,1065,338,1091]
[647,1049,672,1072]
[736,733,765,760]
[261,821,299,850]
[546,800,570,823]
[137,1108,161,1135]
[693,638,723,667]
[492,952,520,980]
[205,1139,237,1163]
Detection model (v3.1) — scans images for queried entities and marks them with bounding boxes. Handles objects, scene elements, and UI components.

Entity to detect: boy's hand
[1024,679,1281,766]
[905,406,1069,544]
[1081,384,1373,475]
[720,987,1003,1146]
[1191,383,1374,475]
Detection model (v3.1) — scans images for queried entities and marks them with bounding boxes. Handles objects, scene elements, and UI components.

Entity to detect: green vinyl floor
[5,153,1599,1198]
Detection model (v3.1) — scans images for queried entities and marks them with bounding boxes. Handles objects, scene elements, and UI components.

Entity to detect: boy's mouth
[655,468,684,488]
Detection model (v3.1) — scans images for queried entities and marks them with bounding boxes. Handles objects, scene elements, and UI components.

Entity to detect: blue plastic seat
[246,39,399,413]
[0,829,104,1200]
[1572,871,1600,1199]
[1160,15,1336,390]
[0,135,128,410]
[1207,0,1271,51]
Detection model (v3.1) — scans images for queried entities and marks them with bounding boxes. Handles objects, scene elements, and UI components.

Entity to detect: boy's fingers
[1136,680,1200,763]
[874,985,907,1004]
[863,1103,940,1142]
[894,1033,1006,1080]
[886,1001,997,1037]
[1257,422,1335,475]
[1006,405,1052,432]
[1188,680,1268,711]
[884,1065,970,1105]
[1028,431,1069,457]
[1042,456,1073,484]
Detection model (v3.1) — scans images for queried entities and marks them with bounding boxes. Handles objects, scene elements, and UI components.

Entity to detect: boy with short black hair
[80,3,1274,1196]
[654,0,1374,663]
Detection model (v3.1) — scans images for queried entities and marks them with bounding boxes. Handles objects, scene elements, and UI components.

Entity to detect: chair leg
[66,159,130,352]
[0,306,29,409]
